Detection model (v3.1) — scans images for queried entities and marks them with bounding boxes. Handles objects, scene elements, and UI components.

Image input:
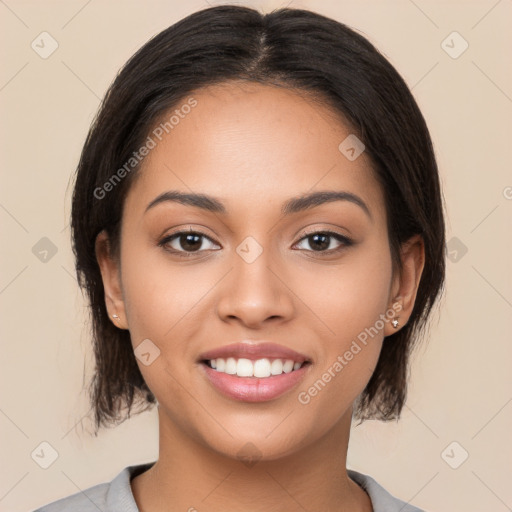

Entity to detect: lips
[197,341,313,402]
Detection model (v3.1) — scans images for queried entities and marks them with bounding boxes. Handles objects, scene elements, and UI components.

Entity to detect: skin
[96,81,425,512]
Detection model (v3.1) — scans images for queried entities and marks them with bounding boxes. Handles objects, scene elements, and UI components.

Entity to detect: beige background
[1,0,511,511]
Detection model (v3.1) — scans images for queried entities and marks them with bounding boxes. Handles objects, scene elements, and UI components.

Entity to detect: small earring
[112,314,119,320]
[391,318,399,328]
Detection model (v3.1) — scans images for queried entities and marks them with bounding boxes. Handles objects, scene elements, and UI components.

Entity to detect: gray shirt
[34,462,425,511]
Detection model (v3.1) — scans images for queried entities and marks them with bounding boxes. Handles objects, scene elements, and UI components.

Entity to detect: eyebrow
[145,189,372,219]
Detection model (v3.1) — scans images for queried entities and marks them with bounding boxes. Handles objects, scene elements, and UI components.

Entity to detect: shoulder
[32,462,155,512]
[348,469,427,512]
[32,480,110,512]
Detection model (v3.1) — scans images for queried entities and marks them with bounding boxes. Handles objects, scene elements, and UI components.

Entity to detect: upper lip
[198,342,312,363]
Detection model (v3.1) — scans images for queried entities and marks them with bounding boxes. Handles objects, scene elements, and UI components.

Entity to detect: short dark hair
[71,5,446,432]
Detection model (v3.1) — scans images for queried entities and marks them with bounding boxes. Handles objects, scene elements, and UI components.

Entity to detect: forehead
[125,81,385,220]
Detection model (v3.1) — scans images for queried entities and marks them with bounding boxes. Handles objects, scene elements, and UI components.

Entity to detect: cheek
[295,237,393,346]
[292,239,392,411]
[120,238,217,342]
[119,244,217,430]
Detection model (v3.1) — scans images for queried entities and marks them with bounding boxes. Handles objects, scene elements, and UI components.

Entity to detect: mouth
[197,342,313,402]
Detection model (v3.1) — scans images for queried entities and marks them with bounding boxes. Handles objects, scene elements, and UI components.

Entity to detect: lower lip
[200,363,311,402]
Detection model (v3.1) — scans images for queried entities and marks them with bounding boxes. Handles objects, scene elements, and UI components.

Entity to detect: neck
[131,407,372,512]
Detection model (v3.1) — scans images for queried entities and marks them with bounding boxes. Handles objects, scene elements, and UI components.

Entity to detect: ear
[95,230,128,329]
[384,234,425,336]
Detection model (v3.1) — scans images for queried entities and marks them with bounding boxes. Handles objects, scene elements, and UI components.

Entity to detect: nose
[216,246,295,329]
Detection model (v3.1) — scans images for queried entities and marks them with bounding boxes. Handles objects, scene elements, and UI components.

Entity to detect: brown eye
[159,230,220,255]
[294,231,353,253]
[176,233,203,252]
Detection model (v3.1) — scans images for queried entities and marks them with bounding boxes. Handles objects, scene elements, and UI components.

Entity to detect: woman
[35,5,445,511]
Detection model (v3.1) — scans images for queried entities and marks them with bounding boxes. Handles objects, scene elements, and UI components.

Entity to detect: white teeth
[254,358,271,378]
[236,358,253,377]
[225,357,237,375]
[216,358,225,372]
[270,359,283,375]
[208,357,305,378]
[283,360,294,373]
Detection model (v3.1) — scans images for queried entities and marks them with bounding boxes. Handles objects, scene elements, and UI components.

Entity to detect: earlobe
[385,234,425,336]
[95,230,128,329]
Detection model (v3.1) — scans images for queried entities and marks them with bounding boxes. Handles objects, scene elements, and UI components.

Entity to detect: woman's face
[101,82,408,460]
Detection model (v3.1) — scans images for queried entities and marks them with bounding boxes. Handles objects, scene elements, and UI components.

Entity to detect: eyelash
[158,228,353,258]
